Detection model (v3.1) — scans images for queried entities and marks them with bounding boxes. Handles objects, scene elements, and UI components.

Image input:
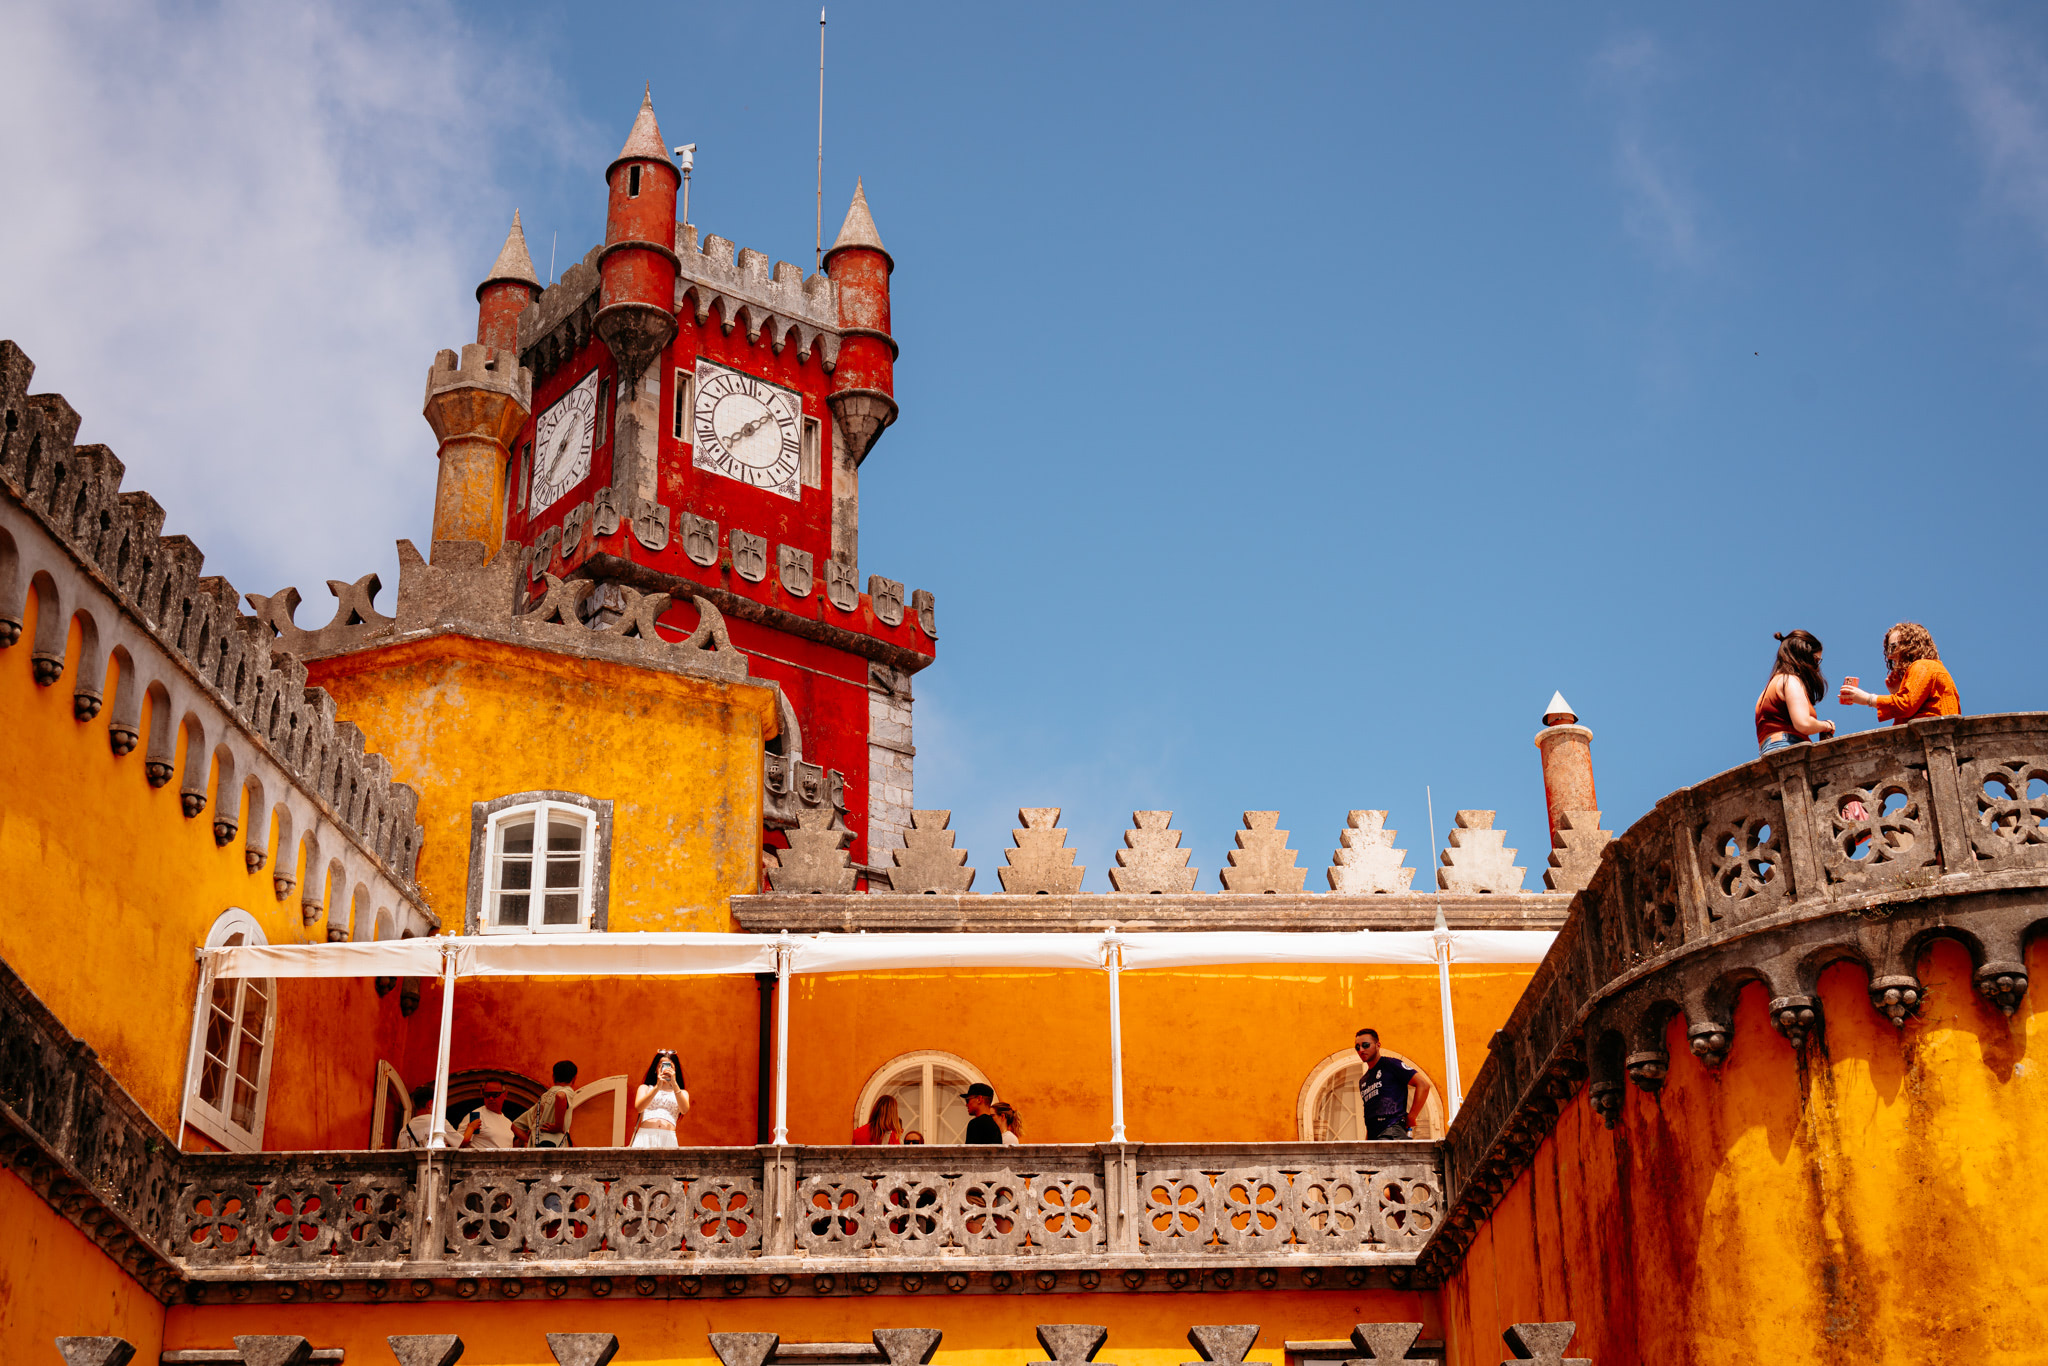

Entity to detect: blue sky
[4,1,2046,888]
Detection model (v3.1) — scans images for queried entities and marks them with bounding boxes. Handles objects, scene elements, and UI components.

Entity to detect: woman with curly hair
[1755,630,1836,754]
[1838,622,1961,725]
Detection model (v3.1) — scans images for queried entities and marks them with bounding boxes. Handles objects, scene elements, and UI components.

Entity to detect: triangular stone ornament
[1031,1325,1110,1366]
[1348,1323,1431,1362]
[764,803,857,893]
[547,1334,621,1366]
[54,1340,136,1366]
[1437,810,1527,894]
[388,1338,465,1366]
[1183,1325,1259,1365]
[872,1328,943,1366]
[891,810,975,893]
[1109,811,1199,894]
[1219,811,1306,893]
[998,809,1085,894]
[1543,809,1614,893]
[709,1333,781,1366]
[1500,1322,1588,1366]
[234,1339,313,1366]
[1328,810,1415,894]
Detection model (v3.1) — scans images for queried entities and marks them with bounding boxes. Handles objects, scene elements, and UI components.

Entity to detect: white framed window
[186,908,276,1152]
[1296,1047,1446,1142]
[482,800,597,933]
[854,1050,992,1145]
[800,415,821,488]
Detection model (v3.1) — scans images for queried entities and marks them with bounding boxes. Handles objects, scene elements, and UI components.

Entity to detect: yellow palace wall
[1439,936,2048,1366]
[0,1166,166,1363]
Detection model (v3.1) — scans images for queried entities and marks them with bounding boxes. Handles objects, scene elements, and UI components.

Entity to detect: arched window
[466,792,613,934]
[1296,1047,1447,1142]
[853,1050,993,1146]
[187,908,276,1151]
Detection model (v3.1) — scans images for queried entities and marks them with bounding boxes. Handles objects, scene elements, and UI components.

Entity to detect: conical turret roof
[614,88,673,166]
[1541,691,1579,726]
[829,178,887,255]
[481,209,540,288]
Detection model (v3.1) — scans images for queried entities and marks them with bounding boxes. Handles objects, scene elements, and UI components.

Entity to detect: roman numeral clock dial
[691,359,803,500]
[530,369,598,514]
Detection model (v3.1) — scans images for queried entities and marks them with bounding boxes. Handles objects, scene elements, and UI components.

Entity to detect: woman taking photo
[1839,622,1961,725]
[1755,630,1836,754]
[630,1050,690,1149]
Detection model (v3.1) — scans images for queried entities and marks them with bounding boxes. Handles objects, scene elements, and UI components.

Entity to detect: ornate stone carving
[1869,974,1922,1027]
[890,809,975,893]
[1623,1050,1668,1093]
[868,575,905,626]
[1542,809,1612,894]
[630,498,671,551]
[999,808,1086,894]
[778,545,814,598]
[1436,810,1526,894]
[1500,1323,1589,1366]
[1031,1326,1110,1366]
[826,559,859,611]
[1109,811,1199,894]
[1346,1324,1433,1364]
[732,531,768,583]
[1219,812,1306,893]
[765,803,858,893]
[1769,995,1820,1048]
[1328,811,1414,894]
[1183,1326,1259,1366]
[912,588,937,637]
[682,513,719,567]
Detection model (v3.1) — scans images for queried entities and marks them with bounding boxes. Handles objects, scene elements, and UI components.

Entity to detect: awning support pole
[428,948,458,1148]
[1106,931,1127,1144]
[772,933,791,1146]
[1433,906,1465,1121]
[175,950,217,1151]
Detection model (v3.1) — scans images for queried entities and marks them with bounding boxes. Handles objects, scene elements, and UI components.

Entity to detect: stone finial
[388,1338,465,1366]
[1109,811,1199,894]
[891,810,975,893]
[54,1341,135,1366]
[1437,810,1527,894]
[999,809,1085,894]
[831,177,888,255]
[1183,1326,1259,1366]
[1500,1322,1588,1366]
[764,803,857,893]
[484,210,541,288]
[1328,810,1416,894]
[709,1334,780,1366]
[872,1329,943,1366]
[1543,809,1613,893]
[1219,811,1307,893]
[547,1334,621,1366]
[1348,1324,1436,1364]
[1031,1326,1111,1366]
[234,1339,313,1366]
[615,88,673,165]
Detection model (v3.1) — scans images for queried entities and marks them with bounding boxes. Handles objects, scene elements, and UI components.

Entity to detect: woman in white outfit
[630,1050,690,1149]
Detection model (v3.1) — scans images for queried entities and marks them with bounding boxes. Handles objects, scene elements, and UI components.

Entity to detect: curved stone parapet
[1420,711,2048,1285]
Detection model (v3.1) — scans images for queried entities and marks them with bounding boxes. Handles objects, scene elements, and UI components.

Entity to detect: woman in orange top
[1838,622,1961,724]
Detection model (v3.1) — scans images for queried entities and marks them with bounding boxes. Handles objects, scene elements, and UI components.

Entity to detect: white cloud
[1891,0,2048,253]
[1593,31,1708,271]
[0,0,564,607]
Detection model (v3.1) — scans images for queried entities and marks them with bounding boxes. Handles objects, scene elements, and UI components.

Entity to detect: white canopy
[204,928,1556,979]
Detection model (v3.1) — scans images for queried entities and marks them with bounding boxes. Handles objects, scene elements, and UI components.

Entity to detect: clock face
[530,370,599,514]
[692,359,802,500]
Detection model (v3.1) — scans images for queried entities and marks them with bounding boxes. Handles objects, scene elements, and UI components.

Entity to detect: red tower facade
[485,94,931,881]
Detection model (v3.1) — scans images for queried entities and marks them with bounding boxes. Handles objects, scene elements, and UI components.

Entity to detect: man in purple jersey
[1355,1027,1431,1140]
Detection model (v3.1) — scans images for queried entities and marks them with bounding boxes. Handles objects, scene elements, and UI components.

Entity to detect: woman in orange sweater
[1838,622,1961,723]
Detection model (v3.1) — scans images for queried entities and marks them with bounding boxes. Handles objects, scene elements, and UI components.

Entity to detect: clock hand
[731,413,775,443]
[544,427,576,479]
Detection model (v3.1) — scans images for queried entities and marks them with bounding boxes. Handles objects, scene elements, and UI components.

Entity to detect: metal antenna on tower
[549,231,557,285]
[816,6,827,272]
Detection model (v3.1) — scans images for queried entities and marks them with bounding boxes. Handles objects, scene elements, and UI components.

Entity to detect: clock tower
[462,93,933,881]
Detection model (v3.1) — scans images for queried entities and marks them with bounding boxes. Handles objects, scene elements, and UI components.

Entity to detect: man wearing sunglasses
[1355,1028,1429,1141]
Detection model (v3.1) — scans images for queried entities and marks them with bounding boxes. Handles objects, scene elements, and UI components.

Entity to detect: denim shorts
[1760,734,1808,755]
[1366,1120,1411,1141]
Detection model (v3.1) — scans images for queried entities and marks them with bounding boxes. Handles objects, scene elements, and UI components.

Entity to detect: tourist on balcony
[854,1094,903,1144]
[903,1131,926,1144]
[962,1083,1003,1143]
[994,1101,1023,1145]
[1838,623,1960,725]
[397,1084,438,1149]
[1755,630,1836,754]
[631,1050,690,1149]
[516,1059,579,1148]
[457,1080,516,1149]
[1355,1028,1430,1141]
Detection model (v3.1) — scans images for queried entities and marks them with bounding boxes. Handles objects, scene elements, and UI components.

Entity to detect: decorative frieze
[1109,812,1199,894]
[1219,813,1306,894]
[1000,809,1086,895]
[1435,811,1525,894]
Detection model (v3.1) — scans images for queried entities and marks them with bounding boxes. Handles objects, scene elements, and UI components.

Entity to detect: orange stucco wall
[1440,935,2048,1366]
[168,1286,1434,1365]
[0,592,324,1133]
[0,1166,166,1361]
[306,634,778,934]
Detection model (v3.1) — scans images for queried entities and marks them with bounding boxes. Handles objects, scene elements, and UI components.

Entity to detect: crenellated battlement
[0,340,431,939]
[424,341,532,410]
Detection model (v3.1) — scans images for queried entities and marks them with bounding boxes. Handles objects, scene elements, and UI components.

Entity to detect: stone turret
[821,179,897,466]
[476,210,541,352]
[422,343,532,556]
[1534,692,1596,847]
[596,90,681,514]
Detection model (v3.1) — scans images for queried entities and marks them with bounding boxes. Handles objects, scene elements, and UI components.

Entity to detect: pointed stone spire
[482,210,540,289]
[615,87,673,166]
[831,177,888,255]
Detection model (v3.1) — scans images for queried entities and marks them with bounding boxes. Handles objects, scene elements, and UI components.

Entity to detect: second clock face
[531,370,599,514]
[692,359,802,500]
